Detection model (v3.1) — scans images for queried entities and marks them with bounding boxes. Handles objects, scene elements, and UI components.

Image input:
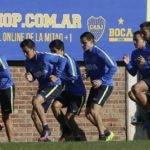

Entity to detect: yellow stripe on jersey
[98,86,109,104]
[0,58,6,69]
[45,85,58,98]
[65,53,76,77]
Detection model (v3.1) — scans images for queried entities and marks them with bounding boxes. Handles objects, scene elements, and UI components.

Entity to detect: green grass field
[0,141,150,150]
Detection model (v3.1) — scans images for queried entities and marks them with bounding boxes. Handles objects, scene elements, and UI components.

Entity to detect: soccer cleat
[38,129,51,142]
[106,131,114,141]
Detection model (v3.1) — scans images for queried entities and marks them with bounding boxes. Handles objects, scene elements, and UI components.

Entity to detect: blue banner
[0,0,146,61]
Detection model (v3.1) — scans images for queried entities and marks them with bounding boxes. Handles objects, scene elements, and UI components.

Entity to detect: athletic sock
[104,129,111,137]
[99,134,106,140]
[43,123,49,131]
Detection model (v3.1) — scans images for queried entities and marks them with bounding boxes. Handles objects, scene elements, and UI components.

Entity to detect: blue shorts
[86,85,113,107]
[54,91,86,115]
[0,84,15,114]
[38,85,62,113]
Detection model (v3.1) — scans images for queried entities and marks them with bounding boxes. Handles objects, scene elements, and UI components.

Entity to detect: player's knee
[66,113,74,120]
[32,97,40,107]
[85,112,91,120]
[91,106,101,118]
[91,103,101,114]
[51,101,62,111]
[132,85,141,94]
[85,107,90,116]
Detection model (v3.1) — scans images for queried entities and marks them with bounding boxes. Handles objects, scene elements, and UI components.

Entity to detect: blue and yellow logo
[87,16,106,42]
[109,18,133,42]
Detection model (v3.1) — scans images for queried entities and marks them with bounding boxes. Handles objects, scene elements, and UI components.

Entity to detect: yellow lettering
[109,28,115,37]
[72,14,81,28]
[126,28,133,37]
[61,14,71,28]
[25,13,34,28]
[44,14,56,28]
[0,13,22,27]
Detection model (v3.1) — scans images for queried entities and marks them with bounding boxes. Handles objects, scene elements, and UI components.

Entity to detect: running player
[123,31,150,111]
[49,39,86,141]
[140,22,150,45]
[20,39,67,141]
[0,55,15,142]
[80,32,117,141]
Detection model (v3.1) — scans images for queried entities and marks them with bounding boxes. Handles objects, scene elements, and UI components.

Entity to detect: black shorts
[38,85,62,113]
[86,85,113,107]
[54,91,86,115]
[142,78,150,88]
[0,85,15,114]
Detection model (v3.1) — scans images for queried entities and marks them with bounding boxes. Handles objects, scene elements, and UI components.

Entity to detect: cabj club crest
[87,16,106,42]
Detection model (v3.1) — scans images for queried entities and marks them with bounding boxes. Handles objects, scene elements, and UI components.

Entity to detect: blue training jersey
[84,45,118,86]
[0,55,13,90]
[24,52,67,90]
[126,44,150,79]
[61,53,86,96]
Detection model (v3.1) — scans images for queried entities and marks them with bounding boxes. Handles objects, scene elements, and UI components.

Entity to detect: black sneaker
[99,134,106,141]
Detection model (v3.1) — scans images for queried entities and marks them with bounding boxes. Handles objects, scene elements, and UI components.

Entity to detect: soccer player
[20,39,67,141]
[123,31,150,139]
[0,55,15,142]
[49,39,86,141]
[80,32,117,141]
[140,22,150,45]
[123,31,150,111]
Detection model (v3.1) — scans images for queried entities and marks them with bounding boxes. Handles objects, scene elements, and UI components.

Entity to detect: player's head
[80,32,95,51]
[133,31,145,49]
[140,22,150,43]
[20,39,36,59]
[49,39,64,55]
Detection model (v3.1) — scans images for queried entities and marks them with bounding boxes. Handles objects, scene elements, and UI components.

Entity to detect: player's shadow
[132,95,150,140]
[65,119,87,141]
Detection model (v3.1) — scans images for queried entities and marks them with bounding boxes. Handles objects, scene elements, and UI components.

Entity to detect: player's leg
[131,79,149,110]
[51,92,72,141]
[2,113,13,142]
[65,95,86,141]
[90,103,106,140]
[32,95,48,134]
[85,107,97,126]
[88,85,114,141]
[1,85,15,142]
[33,85,62,141]
[85,87,97,126]
[31,107,43,135]
[128,90,144,106]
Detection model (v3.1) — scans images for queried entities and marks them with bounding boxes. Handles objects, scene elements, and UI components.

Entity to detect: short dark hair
[140,22,150,31]
[49,39,64,52]
[20,39,35,49]
[133,30,144,38]
[80,32,95,43]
